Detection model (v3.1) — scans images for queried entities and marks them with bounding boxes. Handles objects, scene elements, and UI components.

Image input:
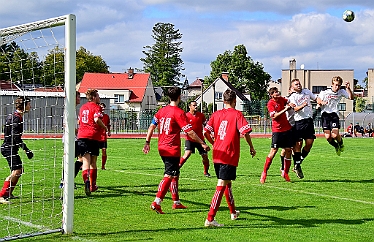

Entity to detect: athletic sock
[301,148,309,162]
[82,169,89,182]
[74,161,82,178]
[179,157,186,168]
[263,157,273,173]
[0,181,10,197]
[156,177,172,200]
[207,185,225,222]
[328,140,339,148]
[284,158,291,174]
[280,155,285,170]
[90,169,97,187]
[338,138,344,146]
[170,176,179,201]
[224,183,235,214]
[293,152,302,165]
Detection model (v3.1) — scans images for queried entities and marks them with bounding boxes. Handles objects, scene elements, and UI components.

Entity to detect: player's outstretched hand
[250,147,256,158]
[26,150,34,159]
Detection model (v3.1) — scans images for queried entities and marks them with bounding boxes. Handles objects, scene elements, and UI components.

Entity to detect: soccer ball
[343,10,355,22]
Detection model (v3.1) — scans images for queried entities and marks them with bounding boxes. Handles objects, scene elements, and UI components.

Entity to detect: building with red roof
[77,68,157,112]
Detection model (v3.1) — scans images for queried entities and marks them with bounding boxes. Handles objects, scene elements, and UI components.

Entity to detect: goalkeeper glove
[26,150,34,159]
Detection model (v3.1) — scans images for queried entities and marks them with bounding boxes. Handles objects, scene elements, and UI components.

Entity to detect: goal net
[0,15,76,240]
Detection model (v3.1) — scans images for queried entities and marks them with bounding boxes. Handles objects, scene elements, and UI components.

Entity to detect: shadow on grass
[301,178,374,183]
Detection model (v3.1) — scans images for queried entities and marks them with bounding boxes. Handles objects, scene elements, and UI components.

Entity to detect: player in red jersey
[203,89,256,227]
[143,86,210,214]
[77,89,108,196]
[179,101,211,177]
[0,97,33,204]
[98,103,111,170]
[260,87,294,184]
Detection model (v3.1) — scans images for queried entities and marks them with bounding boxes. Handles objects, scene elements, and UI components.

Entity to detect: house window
[338,103,346,111]
[114,94,125,103]
[312,86,327,94]
[215,92,223,101]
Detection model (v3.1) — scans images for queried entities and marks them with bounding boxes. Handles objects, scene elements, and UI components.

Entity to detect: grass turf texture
[1,137,373,241]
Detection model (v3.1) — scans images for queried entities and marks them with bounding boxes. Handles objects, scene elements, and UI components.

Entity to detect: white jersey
[286,108,295,126]
[288,89,316,121]
[318,87,349,114]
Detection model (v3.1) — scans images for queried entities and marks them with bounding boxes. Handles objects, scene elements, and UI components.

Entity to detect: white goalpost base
[0,14,76,240]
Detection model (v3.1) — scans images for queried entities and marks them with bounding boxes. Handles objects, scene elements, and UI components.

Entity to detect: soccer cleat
[172,203,187,209]
[84,180,91,196]
[0,197,10,205]
[335,146,341,156]
[293,164,304,179]
[151,202,164,214]
[204,219,224,227]
[101,167,106,170]
[59,180,64,189]
[260,172,267,184]
[281,171,291,182]
[231,210,240,220]
[339,144,345,153]
[90,185,99,192]
[204,173,211,178]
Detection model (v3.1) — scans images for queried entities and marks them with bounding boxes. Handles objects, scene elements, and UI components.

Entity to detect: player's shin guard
[82,169,89,182]
[301,148,309,162]
[170,177,179,201]
[156,177,172,201]
[224,183,235,214]
[263,157,273,173]
[90,169,97,188]
[207,185,225,222]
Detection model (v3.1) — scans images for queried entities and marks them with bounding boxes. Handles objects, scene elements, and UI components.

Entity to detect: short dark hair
[223,89,236,102]
[100,102,106,108]
[15,96,30,111]
[167,86,181,101]
[268,87,278,96]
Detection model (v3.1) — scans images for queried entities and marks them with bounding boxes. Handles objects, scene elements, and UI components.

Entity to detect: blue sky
[1,0,374,84]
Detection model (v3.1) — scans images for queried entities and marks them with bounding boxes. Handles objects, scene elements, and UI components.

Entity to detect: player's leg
[81,153,91,196]
[101,141,108,170]
[282,147,292,182]
[280,149,285,172]
[201,154,210,177]
[179,140,193,168]
[261,132,279,184]
[224,181,240,220]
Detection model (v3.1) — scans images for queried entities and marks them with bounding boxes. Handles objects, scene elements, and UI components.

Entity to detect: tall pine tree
[141,23,184,87]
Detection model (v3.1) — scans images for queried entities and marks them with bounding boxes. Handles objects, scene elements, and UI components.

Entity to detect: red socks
[0,180,10,197]
[207,185,226,222]
[170,177,179,201]
[284,158,291,174]
[263,156,273,173]
[179,157,186,168]
[156,177,172,200]
[224,183,235,214]
[90,169,97,187]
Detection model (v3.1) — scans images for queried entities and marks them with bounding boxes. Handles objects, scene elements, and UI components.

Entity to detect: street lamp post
[200,79,204,113]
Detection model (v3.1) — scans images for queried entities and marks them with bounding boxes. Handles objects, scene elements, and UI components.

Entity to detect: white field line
[0,215,45,230]
[116,170,374,205]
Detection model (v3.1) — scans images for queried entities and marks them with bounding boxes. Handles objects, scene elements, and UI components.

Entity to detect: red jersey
[267,97,292,132]
[204,108,252,167]
[185,111,206,141]
[154,105,193,157]
[99,113,110,142]
[77,102,103,141]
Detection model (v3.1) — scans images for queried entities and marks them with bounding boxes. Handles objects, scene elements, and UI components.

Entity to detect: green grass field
[1,137,374,241]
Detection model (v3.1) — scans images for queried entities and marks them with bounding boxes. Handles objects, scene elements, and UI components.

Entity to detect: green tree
[355,97,367,112]
[43,46,109,85]
[0,41,42,84]
[141,23,184,87]
[205,44,271,100]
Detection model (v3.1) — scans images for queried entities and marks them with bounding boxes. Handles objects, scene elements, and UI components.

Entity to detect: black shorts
[75,141,80,158]
[271,129,294,149]
[214,163,237,181]
[161,156,180,176]
[321,112,340,130]
[1,145,22,171]
[294,118,316,140]
[184,140,206,155]
[77,138,100,157]
[98,141,107,149]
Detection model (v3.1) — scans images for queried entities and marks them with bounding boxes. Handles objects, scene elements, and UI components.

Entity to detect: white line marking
[0,215,45,229]
[115,170,374,205]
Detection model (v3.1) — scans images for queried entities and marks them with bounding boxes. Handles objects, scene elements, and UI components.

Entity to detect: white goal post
[0,14,76,240]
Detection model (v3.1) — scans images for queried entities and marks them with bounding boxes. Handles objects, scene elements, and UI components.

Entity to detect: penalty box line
[116,170,374,205]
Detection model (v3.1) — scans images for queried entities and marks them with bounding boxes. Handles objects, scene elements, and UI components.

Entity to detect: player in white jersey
[316,76,353,156]
[288,79,317,179]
